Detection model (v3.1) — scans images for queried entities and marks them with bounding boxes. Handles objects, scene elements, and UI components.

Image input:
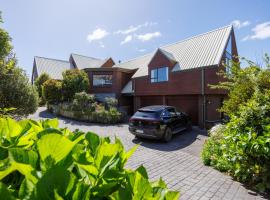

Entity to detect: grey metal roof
[70,53,108,69]
[121,80,133,94]
[34,56,74,80]
[114,25,233,78]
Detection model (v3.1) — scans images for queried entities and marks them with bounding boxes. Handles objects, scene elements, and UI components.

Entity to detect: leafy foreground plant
[0,117,179,199]
[202,56,270,192]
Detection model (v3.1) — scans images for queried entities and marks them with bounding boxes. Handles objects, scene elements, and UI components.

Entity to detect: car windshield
[134,110,160,119]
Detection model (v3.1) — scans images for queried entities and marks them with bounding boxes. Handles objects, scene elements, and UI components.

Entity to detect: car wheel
[135,135,140,139]
[163,127,172,142]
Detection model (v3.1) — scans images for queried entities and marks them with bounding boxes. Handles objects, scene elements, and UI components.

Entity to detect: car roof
[138,105,174,112]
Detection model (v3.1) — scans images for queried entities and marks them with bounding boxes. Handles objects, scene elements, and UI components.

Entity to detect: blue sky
[1,0,270,77]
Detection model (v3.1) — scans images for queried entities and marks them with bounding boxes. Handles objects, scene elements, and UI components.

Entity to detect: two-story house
[32,25,238,127]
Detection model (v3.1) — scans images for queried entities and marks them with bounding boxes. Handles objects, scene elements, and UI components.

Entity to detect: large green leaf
[0,162,38,183]
[0,117,23,141]
[121,144,139,167]
[0,182,15,200]
[72,182,91,200]
[165,191,180,200]
[37,133,83,166]
[77,164,98,176]
[9,148,38,168]
[36,166,77,200]
[85,132,100,156]
[126,170,152,199]
[42,118,59,129]
[18,179,35,200]
[95,142,122,170]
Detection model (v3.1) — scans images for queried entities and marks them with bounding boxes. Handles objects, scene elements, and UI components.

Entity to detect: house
[31,53,115,84]
[32,25,238,128]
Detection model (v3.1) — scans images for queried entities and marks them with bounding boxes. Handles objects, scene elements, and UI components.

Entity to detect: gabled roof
[113,25,233,78]
[158,48,177,63]
[34,56,74,80]
[147,48,177,66]
[70,53,111,69]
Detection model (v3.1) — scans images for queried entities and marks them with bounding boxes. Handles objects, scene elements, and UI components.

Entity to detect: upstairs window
[93,74,113,87]
[151,67,168,83]
[225,36,232,73]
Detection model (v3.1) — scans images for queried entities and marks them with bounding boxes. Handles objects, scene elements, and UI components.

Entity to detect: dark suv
[129,105,191,142]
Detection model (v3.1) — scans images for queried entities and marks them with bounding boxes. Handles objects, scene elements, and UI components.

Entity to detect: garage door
[167,95,198,124]
[140,96,163,107]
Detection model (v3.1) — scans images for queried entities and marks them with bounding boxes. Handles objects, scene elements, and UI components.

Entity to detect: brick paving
[28,107,268,200]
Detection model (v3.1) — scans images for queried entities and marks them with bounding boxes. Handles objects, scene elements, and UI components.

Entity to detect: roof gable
[113,25,234,78]
[70,53,112,69]
[148,48,177,67]
[34,56,73,80]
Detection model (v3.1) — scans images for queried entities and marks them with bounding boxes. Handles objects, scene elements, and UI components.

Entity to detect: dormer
[100,57,115,68]
[148,48,178,83]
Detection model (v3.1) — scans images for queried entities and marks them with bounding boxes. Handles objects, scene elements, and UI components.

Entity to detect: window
[225,36,232,73]
[167,108,176,117]
[161,108,176,118]
[151,67,168,83]
[93,75,112,87]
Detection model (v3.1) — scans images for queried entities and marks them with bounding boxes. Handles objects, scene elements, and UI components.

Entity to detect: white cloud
[115,22,157,35]
[231,20,250,29]
[120,35,133,45]
[138,49,146,52]
[136,32,161,42]
[87,28,109,42]
[242,22,270,41]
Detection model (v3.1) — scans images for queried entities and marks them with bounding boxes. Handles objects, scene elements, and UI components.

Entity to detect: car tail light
[129,118,135,124]
[151,120,160,125]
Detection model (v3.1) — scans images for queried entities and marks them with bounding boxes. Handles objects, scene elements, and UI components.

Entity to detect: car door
[176,111,187,129]
[166,108,178,131]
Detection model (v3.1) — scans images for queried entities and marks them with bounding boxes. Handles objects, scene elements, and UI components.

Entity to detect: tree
[42,79,62,104]
[34,73,50,105]
[202,55,270,191]
[62,69,90,101]
[0,12,38,115]
[212,55,270,116]
[34,73,50,97]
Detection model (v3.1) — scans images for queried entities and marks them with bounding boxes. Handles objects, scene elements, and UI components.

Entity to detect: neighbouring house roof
[34,56,74,80]
[121,80,133,94]
[113,25,233,78]
[70,53,111,69]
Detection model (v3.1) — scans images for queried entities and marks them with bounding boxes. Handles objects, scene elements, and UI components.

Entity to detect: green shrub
[42,79,62,104]
[34,73,50,105]
[92,107,122,124]
[71,92,95,112]
[105,97,118,109]
[202,56,270,192]
[0,117,179,199]
[62,69,90,101]
[201,124,230,171]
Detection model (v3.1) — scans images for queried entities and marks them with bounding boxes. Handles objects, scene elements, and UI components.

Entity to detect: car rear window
[134,110,160,118]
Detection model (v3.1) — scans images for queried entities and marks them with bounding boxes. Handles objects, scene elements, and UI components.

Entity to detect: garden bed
[47,103,123,124]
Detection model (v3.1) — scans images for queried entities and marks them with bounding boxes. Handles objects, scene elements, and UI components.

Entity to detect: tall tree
[0,12,38,115]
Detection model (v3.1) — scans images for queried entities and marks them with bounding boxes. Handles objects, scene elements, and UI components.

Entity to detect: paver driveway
[29,107,268,200]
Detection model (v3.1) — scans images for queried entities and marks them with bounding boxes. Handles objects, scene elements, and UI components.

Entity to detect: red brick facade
[80,28,238,128]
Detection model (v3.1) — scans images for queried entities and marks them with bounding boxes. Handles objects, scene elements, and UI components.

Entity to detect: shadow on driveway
[132,127,208,156]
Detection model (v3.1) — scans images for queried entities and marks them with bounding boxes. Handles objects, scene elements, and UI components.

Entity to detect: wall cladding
[166,95,198,124]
